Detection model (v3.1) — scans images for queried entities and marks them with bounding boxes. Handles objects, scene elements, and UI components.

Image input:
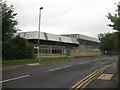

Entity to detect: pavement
[85,61,118,88]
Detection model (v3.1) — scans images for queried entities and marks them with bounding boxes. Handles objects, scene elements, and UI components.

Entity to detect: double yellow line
[70,65,111,90]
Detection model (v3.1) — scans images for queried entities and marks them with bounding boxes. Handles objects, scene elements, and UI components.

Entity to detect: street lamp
[37,7,43,59]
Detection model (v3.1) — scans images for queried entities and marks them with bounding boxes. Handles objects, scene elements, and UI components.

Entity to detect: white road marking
[63,65,72,68]
[49,65,72,72]
[49,67,63,71]
[0,75,30,83]
[79,62,89,65]
[27,63,40,66]
[79,63,83,64]
[100,62,105,64]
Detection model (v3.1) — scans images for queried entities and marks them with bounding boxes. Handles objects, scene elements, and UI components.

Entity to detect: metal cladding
[18,31,46,40]
[60,34,100,43]
[17,31,100,44]
[17,31,79,44]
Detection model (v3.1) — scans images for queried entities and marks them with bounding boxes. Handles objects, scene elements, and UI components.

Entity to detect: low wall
[70,50,101,58]
[34,54,66,58]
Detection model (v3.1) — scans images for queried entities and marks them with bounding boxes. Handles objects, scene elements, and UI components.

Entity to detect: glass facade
[34,45,66,54]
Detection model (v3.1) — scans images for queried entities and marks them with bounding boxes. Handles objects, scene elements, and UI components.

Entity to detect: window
[38,45,66,54]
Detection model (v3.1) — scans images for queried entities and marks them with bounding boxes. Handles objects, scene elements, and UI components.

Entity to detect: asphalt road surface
[2,56,118,88]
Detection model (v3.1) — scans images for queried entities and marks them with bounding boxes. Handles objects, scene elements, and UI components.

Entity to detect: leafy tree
[98,32,118,55]
[3,35,34,60]
[107,2,120,51]
[2,2,34,60]
[2,1,18,42]
[107,1,120,87]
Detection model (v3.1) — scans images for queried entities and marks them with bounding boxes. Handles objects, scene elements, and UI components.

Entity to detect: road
[2,56,118,88]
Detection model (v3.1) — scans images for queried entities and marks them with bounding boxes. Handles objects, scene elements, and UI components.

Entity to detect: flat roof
[60,34,100,43]
[17,31,79,44]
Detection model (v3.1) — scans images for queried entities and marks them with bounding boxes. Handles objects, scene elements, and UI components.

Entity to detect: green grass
[2,59,38,65]
[2,57,69,65]
[2,56,101,65]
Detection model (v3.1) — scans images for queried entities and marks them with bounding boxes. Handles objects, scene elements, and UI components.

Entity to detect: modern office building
[18,31,101,58]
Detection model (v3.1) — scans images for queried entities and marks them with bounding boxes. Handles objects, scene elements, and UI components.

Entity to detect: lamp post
[37,7,43,59]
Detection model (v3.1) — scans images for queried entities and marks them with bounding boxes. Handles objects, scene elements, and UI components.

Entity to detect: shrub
[2,36,34,60]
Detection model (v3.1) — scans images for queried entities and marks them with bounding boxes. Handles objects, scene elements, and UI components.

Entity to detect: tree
[3,36,34,60]
[2,2,18,42]
[2,2,34,60]
[107,2,120,51]
[98,32,118,55]
[107,1,120,87]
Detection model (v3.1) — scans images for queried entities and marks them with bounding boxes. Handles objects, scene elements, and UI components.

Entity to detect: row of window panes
[34,46,66,54]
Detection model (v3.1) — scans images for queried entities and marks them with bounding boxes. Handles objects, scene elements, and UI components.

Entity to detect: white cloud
[7,0,119,38]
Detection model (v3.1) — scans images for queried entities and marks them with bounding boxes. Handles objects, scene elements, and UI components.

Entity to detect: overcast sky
[7,0,119,38]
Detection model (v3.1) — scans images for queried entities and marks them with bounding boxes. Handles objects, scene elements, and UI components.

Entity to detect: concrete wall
[70,49,101,58]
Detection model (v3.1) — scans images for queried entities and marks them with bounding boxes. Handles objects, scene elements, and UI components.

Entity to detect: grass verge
[2,56,102,65]
[2,59,37,65]
[2,57,69,65]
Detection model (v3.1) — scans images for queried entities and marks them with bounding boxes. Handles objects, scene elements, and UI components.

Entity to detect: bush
[2,36,34,60]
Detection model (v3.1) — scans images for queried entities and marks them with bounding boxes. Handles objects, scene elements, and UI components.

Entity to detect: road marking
[79,62,89,65]
[70,64,111,90]
[49,67,63,71]
[79,63,83,64]
[73,65,111,90]
[49,65,72,72]
[77,65,111,89]
[63,65,72,68]
[0,75,30,83]
[27,63,40,66]
[75,67,107,89]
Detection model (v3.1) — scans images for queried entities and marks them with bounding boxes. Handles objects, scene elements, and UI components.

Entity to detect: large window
[34,45,66,54]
